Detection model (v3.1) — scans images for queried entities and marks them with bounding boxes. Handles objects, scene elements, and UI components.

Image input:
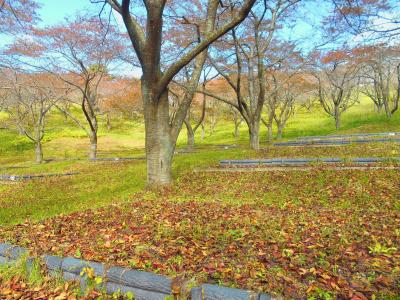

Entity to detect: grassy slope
[0,98,399,226]
[1,98,400,298]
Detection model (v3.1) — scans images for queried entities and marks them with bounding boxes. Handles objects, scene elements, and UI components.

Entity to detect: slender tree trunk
[143,86,175,187]
[201,123,205,141]
[210,116,217,135]
[334,105,341,130]
[234,121,240,138]
[89,131,97,159]
[334,115,340,130]
[35,141,43,164]
[375,103,383,114]
[106,112,112,131]
[185,121,195,149]
[384,101,392,118]
[267,124,273,143]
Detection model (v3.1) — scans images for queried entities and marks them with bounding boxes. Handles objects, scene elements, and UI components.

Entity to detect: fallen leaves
[0,275,78,300]
[0,168,399,298]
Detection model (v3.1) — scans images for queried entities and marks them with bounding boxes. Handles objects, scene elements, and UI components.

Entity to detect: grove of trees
[0,0,399,187]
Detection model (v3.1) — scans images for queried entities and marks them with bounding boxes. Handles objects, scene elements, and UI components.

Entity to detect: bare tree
[312,50,360,130]
[181,66,215,148]
[99,0,256,186]
[23,16,126,159]
[201,0,299,149]
[274,90,295,139]
[3,71,69,163]
[356,45,400,117]
[229,105,243,139]
[269,61,314,139]
[183,93,206,148]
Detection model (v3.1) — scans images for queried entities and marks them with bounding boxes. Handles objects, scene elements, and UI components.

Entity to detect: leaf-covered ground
[0,274,108,299]
[1,169,399,299]
[0,275,79,300]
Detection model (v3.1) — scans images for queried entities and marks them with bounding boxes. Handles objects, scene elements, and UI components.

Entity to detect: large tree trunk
[249,122,260,150]
[143,86,175,187]
[89,131,97,159]
[35,141,43,164]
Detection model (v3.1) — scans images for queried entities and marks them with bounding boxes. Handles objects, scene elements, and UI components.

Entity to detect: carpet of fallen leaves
[0,273,124,299]
[1,168,399,299]
[0,275,81,299]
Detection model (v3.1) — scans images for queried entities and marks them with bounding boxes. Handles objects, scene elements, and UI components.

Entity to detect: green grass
[0,97,399,226]
[1,98,400,298]
[1,168,399,298]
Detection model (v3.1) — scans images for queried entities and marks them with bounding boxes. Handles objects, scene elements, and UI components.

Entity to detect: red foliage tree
[311,49,361,129]
[101,0,256,186]
[6,15,127,159]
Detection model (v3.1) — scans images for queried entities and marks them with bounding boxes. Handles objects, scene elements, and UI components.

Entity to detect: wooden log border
[0,243,274,300]
[296,131,400,141]
[0,172,79,181]
[220,157,400,167]
[274,138,400,147]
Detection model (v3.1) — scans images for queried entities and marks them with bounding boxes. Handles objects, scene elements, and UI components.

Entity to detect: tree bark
[375,103,383,114]
[249,129,259,150]
[106,112,112,130]
[249,121,260,150]
[384,101,392,118]
[186,127,195,149]
[277,124,283,139]
[334,105,341,130]
[267,125,273,143]
[143,86,175,186]
[201,123,205,141]
[35,141,43,164]
[234,121,240,138]
[89,132,97,159]
[184,119,195,149]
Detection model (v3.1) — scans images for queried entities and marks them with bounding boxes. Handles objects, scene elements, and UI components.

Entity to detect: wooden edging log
[197,166,400,172]
[219,157,400,167]
[89,157,145,162]
[0,172,79,181]
[0,243,274,300]
[175,144,239,154]
[275,138,400,147]
[41,157,146,163]
[296,131,400,141]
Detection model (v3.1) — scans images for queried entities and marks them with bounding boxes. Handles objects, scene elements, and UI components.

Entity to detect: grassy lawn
[0,99,400,298]
[1,168,399,298]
